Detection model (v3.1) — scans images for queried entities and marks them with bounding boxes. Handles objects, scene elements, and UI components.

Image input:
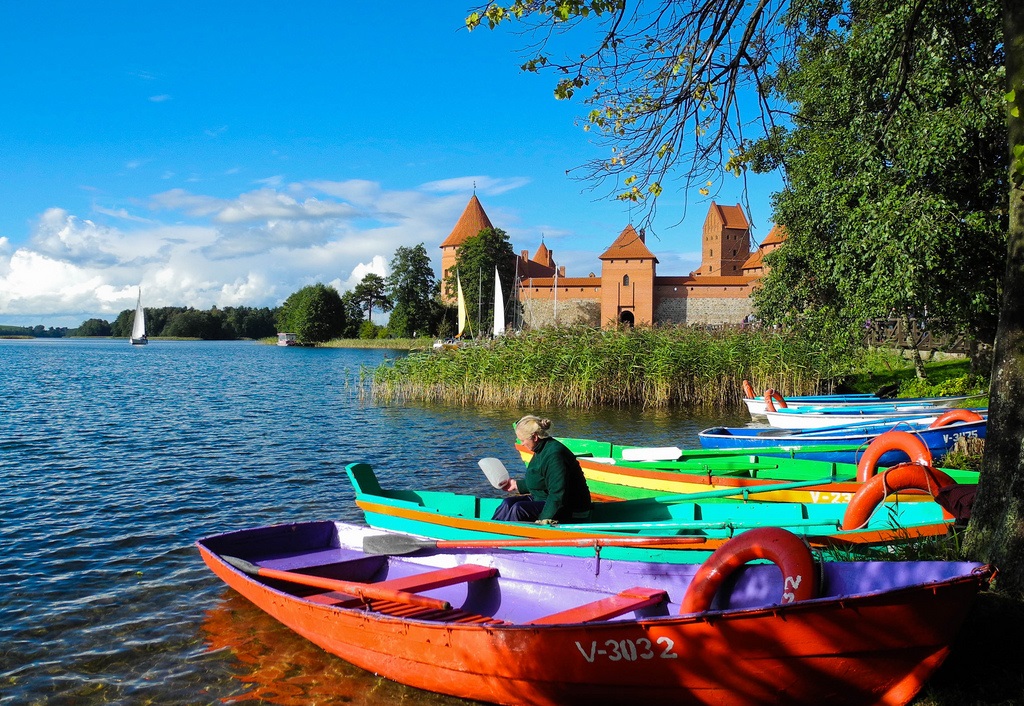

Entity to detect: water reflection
[201,590,474,706]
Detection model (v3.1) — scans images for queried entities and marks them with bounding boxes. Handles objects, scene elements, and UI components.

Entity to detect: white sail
[130,288,147,345]
[456,273,467,339]
[492,267,505,337]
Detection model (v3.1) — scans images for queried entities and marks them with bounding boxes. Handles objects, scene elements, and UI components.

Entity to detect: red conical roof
[440,194,494,248]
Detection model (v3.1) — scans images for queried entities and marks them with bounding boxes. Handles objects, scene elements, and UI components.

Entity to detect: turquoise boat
[346,462,959,564]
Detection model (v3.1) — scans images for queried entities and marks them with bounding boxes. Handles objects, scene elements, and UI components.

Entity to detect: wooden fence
[864,318,969,354]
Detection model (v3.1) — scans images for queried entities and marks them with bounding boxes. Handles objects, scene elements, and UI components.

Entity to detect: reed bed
[370,325,844,408]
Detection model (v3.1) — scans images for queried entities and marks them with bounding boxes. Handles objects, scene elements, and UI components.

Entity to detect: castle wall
[520,298,602,329]
[655,295,753,325]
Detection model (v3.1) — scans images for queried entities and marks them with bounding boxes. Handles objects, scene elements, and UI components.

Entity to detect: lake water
[0,339,748,705]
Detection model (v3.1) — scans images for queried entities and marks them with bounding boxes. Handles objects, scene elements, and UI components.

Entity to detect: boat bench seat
[372,563,498,592]
[304,564,498,608]
[527,586,668,625]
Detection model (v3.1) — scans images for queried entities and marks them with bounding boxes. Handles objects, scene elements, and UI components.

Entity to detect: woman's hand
[500,478,518,493]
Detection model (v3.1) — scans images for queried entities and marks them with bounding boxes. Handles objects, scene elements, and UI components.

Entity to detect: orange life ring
[842,463,956,530]
[928,409,984,428]
[742,379,756,399]
[680,527,818,614]
[763,388,788,413]
[855,430,933,483]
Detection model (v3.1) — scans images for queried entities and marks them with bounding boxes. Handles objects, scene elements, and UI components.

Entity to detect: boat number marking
[942,430,978,443]
[808,491,853,504]
[783,574,802,603]
[575,637,677,663]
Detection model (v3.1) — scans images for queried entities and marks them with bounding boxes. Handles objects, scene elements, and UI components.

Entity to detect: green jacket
[519,437,593,521]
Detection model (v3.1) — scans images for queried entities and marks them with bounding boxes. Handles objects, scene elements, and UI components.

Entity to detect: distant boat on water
[277,332,299,347]
[129,289,148,345]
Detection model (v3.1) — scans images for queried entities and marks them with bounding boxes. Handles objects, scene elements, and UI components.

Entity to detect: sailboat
[129,288,148,346]
[492,266,505,337]
[433,272,470,351]
[456,272,468,340]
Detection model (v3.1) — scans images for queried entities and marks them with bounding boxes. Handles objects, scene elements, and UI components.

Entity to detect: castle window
[710,249,714,257]
[623,275,630,287]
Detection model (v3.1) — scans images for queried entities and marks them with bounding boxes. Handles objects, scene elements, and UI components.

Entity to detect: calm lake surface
[0,339,749,705]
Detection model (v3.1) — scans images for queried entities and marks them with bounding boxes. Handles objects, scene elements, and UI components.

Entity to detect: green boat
[515,434,979,504]
[346,462,959,564]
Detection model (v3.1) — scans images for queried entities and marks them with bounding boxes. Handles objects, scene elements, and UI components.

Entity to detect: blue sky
[0,2,781,328]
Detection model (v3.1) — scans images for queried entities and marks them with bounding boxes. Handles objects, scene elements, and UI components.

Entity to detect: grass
[370,325,848,408]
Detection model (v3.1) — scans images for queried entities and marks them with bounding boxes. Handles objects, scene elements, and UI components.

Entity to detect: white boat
[740,381,972,418]
[129,289,147,345]
[764,406,988,430]
[276,332,299,347]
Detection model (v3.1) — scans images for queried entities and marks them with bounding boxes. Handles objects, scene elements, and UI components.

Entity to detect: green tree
[472,0,1024,588]
[351,273,393,324]
[223,306,278,339]
[162,308,233,339]
[386,244,436,338]
[443,227,516,335]
[339,291,365,338]
[277,283,346,344]
[74,318,111,336]
[748,0,1006,375]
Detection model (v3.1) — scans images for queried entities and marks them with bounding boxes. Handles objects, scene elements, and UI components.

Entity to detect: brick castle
[440,195,784,329]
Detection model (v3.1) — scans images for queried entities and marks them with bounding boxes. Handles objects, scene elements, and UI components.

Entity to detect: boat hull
[346,463,959,560]
[764,408,987,430]
[744,394,969,417]
[699,418,986,464]
[198,521,990,706]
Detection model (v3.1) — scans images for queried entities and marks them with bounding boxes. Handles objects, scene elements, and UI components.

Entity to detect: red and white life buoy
[928,409,985,428]
[842,462,956,530]
[742,379,756,399]
[763,388,789,413]
[856,430,933,483]
[680,527,818,614]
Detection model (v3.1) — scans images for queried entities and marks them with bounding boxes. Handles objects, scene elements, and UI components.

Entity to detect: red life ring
[763,388,788,413]
[928,409,984,428]
[842,463,956,530]
[680,527,818,614]
[855,430,933,483]
[742,379,756,399]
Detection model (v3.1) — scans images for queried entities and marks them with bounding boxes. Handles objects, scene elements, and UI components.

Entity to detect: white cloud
[0,177,527,326]
[149,94,172,102]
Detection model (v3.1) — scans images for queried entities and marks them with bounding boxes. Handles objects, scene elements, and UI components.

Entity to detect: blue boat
[699,409,986,464]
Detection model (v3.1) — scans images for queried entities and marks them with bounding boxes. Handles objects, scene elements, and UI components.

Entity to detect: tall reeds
[370,325,845,408]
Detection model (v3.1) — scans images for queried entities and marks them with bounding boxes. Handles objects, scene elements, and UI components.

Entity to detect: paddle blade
[478,457,510,489]
[363,534,437,556]
[222,555,261,576]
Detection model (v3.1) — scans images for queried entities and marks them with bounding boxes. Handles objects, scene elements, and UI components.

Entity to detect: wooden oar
[558,518,843,532]
[650,477,846,503]
[363,533,708,556]
[221,555,451,610]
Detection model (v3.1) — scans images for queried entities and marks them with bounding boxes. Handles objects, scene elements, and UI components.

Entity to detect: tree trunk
[903,314,928,379]
[963,0,1024,592]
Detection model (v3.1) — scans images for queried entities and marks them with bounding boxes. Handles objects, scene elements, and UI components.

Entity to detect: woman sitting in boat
[493,415,593,524]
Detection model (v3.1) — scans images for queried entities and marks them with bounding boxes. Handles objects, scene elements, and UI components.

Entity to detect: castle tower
[439,195,494,304]
[599,225,658,326]
[697,202,751,276]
